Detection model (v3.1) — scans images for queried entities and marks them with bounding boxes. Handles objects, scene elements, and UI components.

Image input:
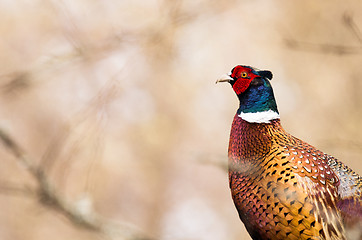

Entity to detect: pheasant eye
[241,72,248,78]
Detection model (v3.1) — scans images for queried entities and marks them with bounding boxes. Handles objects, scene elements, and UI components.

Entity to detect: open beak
[216,74,233,84]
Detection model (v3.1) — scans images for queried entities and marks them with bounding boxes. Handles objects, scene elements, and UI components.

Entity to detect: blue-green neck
[236,79,279,115]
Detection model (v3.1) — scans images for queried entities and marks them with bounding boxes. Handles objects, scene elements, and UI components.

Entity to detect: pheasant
[217,65,362,240]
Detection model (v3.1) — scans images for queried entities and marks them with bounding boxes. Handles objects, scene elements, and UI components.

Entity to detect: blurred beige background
[0,1,361,240]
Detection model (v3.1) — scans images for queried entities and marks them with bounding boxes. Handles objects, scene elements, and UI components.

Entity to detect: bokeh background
[0,1,361,240]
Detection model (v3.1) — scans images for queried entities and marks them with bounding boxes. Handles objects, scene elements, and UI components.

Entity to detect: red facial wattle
[230,66,259,95]
[232,78,253,95]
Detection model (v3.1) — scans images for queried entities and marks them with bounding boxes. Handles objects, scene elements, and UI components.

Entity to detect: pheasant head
[217,65,279,123]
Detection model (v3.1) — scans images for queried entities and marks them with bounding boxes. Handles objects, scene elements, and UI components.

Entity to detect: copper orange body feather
[219,65,362,240]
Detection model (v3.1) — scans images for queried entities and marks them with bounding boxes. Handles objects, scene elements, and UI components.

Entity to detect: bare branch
[284,12,362,55]
[284,39,362,55]
[0,128,154,240]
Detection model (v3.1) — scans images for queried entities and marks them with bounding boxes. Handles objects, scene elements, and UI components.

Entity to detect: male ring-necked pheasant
[217,65,362,240]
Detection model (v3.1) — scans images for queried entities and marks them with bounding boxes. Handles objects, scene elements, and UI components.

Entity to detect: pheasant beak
[216,74,233,84]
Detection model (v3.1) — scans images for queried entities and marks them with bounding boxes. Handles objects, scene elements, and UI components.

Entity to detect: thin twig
[0,182,34,197]
[0,128,154,240]
[343,13,362,44]
[284,13,362,55]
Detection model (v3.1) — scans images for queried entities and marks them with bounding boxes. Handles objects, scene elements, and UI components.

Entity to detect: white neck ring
[238,110,280,123]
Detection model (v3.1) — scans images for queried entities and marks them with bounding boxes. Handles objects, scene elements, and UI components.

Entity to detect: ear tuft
[258,70,273,80]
